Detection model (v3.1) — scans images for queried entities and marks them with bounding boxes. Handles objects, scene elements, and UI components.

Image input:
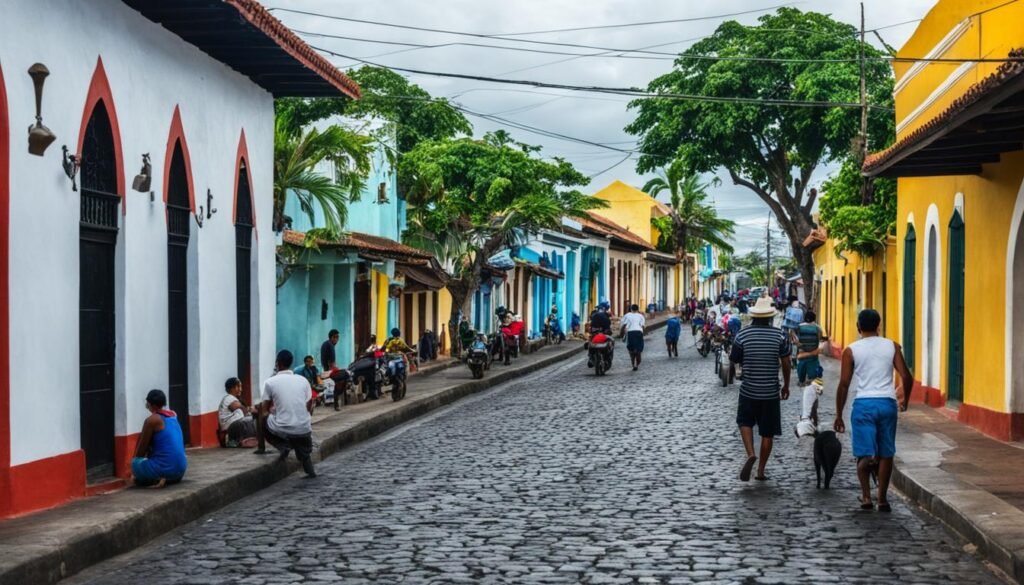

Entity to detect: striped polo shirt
[730,324,791,399]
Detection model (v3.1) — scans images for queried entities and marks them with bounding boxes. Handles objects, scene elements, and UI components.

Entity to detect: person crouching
[130,389,188,488]
[262,350,317,478]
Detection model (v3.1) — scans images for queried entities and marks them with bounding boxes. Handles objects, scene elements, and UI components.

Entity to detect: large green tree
[643,161,736,297]
[626,8,895,305]
[399,133,606,351]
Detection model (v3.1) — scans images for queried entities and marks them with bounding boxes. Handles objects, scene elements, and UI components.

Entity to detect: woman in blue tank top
[130,389,188,488]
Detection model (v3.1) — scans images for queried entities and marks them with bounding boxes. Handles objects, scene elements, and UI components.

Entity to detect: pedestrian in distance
[665,314,681,357]
[130,389,188,488]
[620,304,646,371]
[320,329,339,371]
[834,309,914,512]
[729,296,792,481]
[793,311,825,387]
[262,350,317,478]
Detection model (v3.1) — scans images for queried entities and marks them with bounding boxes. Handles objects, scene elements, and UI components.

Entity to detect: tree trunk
[445,278,473,356]
[791,233,817,309]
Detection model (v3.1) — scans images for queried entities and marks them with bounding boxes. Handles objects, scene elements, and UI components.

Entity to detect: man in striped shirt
[729,297,792,481]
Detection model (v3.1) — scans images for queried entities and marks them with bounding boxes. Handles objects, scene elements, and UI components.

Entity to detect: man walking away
[665,314,681,357]
[730,296,791,481]
[834,309,914,512]
[794,311,825,386]
[262,350,316,478]
[620,304,646,371]
[321,329,339,371]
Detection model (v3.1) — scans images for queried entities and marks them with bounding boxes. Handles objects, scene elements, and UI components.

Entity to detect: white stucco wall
[1,0,275,465]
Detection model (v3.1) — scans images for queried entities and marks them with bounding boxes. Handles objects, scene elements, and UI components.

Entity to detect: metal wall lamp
[195,189,218,228]
[132,153,153,201]
[61,145,79,191]
[27,63,56,156]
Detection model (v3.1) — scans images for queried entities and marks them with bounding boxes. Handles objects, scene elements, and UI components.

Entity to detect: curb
[2,319,666,585]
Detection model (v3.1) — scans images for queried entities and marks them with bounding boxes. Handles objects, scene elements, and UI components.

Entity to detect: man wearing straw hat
[729,296,792,481]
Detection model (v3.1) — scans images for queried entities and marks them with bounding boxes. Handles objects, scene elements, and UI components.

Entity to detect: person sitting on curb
[262,350,317,478]
[130,389,188,488]
[295,355,327,406]
[218,377,257,447]
[834,309,914,512]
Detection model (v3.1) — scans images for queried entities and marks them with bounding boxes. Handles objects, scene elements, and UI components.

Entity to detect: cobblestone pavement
[68,332,1005,584]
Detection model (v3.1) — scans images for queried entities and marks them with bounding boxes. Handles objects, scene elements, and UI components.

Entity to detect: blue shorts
[131,457,185,486]
[851,398,898,458]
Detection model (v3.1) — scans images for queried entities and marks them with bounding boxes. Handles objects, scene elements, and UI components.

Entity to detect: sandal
[877,502,892,513]
[754,475,769,481]
[859,498,874,510]
[740,456,757,482]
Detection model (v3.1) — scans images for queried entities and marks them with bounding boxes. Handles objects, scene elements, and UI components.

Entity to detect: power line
[313,45,896,112]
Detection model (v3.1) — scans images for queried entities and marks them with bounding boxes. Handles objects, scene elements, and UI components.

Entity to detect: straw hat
[749,296,777,318]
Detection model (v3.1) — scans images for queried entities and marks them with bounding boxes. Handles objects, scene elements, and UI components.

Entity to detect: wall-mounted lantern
[132,153,152,200]
[195,188,218,228]
[61,145,79,191]
[27,63,56,156]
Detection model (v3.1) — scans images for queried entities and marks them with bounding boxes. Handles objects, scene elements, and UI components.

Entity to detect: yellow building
[861,0,1024,440]
[590,180,688,310]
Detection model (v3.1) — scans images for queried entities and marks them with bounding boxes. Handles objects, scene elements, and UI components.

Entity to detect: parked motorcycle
[348,350,408,402]
[325,367,354,410]
[587,332,614,376]
[543,312,565,345]
[466,334,491,379]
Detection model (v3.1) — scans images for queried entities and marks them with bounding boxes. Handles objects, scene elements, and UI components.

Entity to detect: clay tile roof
[283,230,433,261]
[579,212,656,251]
[863,48,1024,177]
[123,0,360,98]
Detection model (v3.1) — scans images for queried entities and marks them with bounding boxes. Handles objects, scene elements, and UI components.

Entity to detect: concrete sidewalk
[821,356,1024,583]
[0,317,669,585]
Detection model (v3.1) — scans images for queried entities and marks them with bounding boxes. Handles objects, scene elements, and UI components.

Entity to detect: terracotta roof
[123,0,360,98]
[579,212,655,251]
[513,258,563,280]
[283,230,433,261]
[863,48,1024,177]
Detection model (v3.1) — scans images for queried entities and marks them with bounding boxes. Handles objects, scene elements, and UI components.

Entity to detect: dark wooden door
[353,265,371,359]
[79,103,119,477]
[903,225,917,371]
[235,161,253,404]
[947,211,965,403]
[167,142,190,443]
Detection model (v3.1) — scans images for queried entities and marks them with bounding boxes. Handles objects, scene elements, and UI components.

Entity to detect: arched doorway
[166,140,191,442]
[947,209,965,403]
[923,221,941,388]
[235,159,254,403]
[903,224,917,371]
[79,101,120,478]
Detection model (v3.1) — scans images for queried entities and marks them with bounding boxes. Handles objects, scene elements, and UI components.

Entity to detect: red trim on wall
[189,410,220,448]
[77,57,126,210]
[162,105,196,216]
[1,451,86,519]
[232,129,258,239]
[113,432,139,479]
[957,403,1024,442]
[0,61,11,515]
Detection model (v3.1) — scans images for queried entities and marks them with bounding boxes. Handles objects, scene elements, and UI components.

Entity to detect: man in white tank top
[834,309,914,512]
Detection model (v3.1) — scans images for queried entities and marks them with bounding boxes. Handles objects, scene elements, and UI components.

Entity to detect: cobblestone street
[68,332,1004,584]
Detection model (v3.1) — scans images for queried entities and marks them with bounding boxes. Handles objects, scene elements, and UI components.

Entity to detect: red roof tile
[283,230,433,261]
[863,48,1024,175]
[579,212,655,251]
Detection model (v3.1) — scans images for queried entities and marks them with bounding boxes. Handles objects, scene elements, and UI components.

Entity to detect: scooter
[587,332,614,376]
[466,334,491,379]
[543,314,565,345]
[324,367,354,410]
[349,350,408,402]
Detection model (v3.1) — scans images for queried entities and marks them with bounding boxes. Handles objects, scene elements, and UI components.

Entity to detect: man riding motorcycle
[587,301,614,367]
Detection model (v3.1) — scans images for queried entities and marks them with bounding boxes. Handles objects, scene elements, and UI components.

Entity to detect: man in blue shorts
[834,309,914,511]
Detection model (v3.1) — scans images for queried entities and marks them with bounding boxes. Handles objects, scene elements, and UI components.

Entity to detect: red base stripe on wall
[189,410,221,448]
[957,403,1024,442]
[1,451,85,518]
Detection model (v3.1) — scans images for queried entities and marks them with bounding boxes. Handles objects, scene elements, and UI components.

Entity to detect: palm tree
[644,160,736,297]
[272,112,373,236]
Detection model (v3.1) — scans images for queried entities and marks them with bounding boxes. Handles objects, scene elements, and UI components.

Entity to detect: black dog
[814,430,842,489]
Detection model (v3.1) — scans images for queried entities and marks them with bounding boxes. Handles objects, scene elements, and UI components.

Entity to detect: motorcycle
[324,367,354,410]
[543,313,565,346]
[348,350,408,402]
[587,332,614,376]
[466,335,491,379]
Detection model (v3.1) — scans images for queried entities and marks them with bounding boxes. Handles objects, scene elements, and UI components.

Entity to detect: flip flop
[877,502,892,513]
[859,498,874,510]
[754,475,769,481]
[740,456,757,481]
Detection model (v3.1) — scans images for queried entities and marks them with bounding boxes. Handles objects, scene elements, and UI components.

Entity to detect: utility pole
[766,210,772,288]
[859,2,872,204]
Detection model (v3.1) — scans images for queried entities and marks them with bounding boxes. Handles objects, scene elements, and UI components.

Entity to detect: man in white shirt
[218,377,255,445]
[261,350,316,477]
[619,304,647,371]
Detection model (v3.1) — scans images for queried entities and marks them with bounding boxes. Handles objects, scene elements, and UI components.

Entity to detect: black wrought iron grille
[167,141,191,243]
[80,102,120,231]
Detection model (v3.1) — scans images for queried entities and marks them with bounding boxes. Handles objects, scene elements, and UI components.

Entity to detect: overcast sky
[268,0,935,253]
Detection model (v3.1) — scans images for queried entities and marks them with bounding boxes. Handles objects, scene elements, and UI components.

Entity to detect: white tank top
[848,336,897,401]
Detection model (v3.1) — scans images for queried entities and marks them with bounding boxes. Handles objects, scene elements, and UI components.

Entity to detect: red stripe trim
[162,105,196,217]
[77,57,125,212]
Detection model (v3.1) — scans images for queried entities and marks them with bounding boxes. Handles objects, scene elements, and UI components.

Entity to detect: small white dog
[795,379,824,438]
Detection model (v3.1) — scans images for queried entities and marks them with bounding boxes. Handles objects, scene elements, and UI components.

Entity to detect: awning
[644,250,678,265]
[514,258,563,280]
[282,230,434,263]
[123,0,360,98]
[864,48,1024,178]
[400,262,448,292]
